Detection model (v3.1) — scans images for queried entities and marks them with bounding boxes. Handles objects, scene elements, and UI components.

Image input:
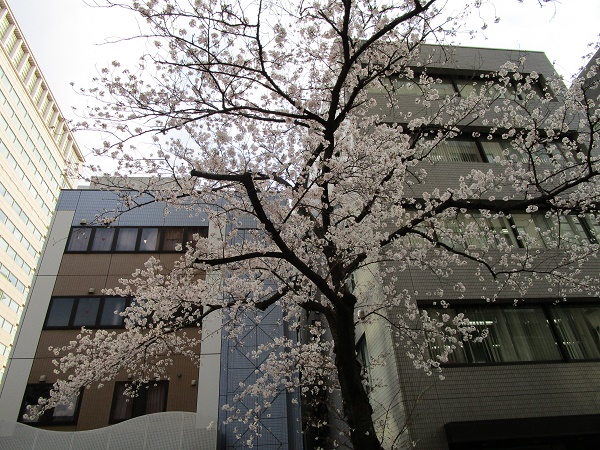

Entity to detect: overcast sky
[7,0,600,167]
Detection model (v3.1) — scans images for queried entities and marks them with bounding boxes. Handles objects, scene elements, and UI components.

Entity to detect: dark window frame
[389,71,548,101]
[109,381,169,424]
[414,209,599,252]
[65,226,208,254]
[425,302,600,367]
[44,296,131,330]
[421,132,578,165]
[18,383,83,426]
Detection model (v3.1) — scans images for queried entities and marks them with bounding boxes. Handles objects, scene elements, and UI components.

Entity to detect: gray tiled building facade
[351,46,600,450]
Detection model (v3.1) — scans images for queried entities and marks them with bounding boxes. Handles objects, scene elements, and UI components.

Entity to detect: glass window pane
[19,384,81,424]
[426,308,469,364]
[427,306,561,364]
[91,228,115,251]
[145,383,168,414]
[585,215,600,245]
[110,383,133,422]
[19,384,47,423]
[67,228,91,251]
[465,307,561,363]
[558,216,588,243]
[431,77,455,96]
[73,298,100,327]
[110,382,167,422]
[550,307,600,360]
[391,78,421,95]
[46,297,74,327]
[512,214,545,248]
[184,227,208,248]
[185,227,208,241]
[51,392,79,420]
[455,78,478,97]
[115,228,138,251]
[488,82,517,99]
[471,215,517,248]
[100,297,127,327]
[481,140,510,162]
[162,228,183,251]
[139,228,159,251]
[429,139,481,163]
[504,308,561,361]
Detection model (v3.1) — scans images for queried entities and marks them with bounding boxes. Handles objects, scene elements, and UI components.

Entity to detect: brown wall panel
[59,255,112,276]
[29,329,200,430]
[52,275,108,296]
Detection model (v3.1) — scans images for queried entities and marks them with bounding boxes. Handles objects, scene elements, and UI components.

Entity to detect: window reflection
[427,304,600,364]
[67,228,90,251]
[91,228,115,251]
[428,306,561,364]
[139,228,158,251]
[115,228,138,251]
[162,228,184,251]
[549,307,600,360]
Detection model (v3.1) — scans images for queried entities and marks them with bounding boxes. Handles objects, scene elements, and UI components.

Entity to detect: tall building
[0,188,301,449]
[0,0,84,381]
[349,45,600,450]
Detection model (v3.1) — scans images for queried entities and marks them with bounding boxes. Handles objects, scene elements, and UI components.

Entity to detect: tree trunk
[327,298,384,450]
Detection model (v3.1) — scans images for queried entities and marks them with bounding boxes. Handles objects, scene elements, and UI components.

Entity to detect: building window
[385,72,545,101]
[356,334,372,392]
[161,228,183,251]
[422,211,598,251]
[428,139,482,163]
[418,133,575,165]
[512,214,598,249]
[67,228,91,252]
[18,384,82,425]
[433,214,517,250]
[139,228,159,251]
[44,296,129,329]
[110,381,168,423]
[426,304,600,365]
[549,306,600,360]
[115,228,138,251]
[91,228,115,251]
[65,226,208,253]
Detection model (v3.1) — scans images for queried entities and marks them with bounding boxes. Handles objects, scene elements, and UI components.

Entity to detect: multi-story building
[0,187,302,449]
[0,0,84,381]
[349,45,600,450]
[2,42,600,450]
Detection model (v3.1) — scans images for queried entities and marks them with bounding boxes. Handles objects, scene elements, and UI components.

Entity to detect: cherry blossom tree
[36,0,600,448]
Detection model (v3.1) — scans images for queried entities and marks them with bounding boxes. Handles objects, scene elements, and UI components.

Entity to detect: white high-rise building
[0,0,83,381]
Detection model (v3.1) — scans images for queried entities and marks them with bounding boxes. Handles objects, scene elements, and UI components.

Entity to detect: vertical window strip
[0,14,9,38]
[0,235,32,275]
[11,45,23,66]
[0,69,65,193]
[26,72,37,94]
[0,289,21,314]
[4,31,15,53]
[549,307,600,360]
[0,180,45,243]
[19,58,30,81]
